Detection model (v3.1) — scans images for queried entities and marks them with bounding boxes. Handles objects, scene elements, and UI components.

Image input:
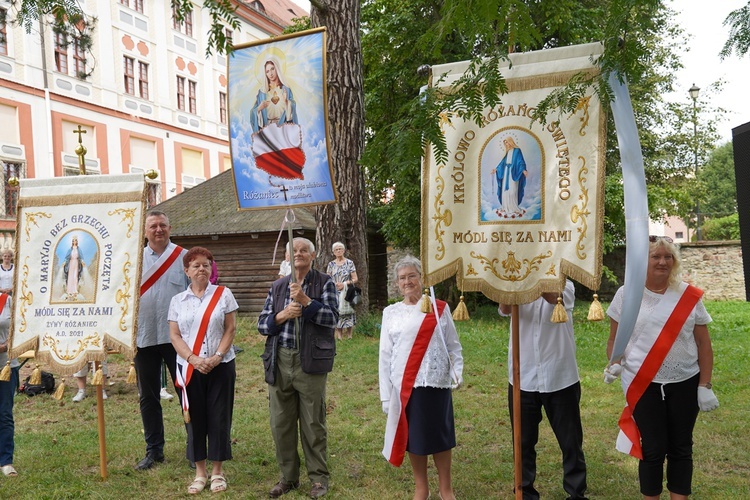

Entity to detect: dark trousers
[135,343,178,457]
[508,382,588,500]
[185,360,235,463]
[0,366,19,466]
[632,374,700,496]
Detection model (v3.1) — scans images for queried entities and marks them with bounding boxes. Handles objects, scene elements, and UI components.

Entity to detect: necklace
[646,284,668,294]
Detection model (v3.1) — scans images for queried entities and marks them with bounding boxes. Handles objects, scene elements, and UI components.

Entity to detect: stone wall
[599,241,746,301]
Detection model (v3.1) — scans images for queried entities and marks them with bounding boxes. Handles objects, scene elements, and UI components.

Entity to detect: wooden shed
[154,170,317,316]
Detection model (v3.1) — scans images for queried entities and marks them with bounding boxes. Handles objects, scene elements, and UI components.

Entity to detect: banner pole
[511,305,522,500]
[286,211,301,340]
[95,360,108,480]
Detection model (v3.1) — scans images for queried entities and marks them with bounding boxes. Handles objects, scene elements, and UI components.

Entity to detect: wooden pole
[95,361,108,480]
[511,305,522,499]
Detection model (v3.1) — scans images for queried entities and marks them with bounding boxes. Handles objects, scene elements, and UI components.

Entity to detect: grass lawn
[0,300,747,499]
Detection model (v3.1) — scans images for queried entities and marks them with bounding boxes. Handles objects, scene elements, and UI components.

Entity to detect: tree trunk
[311,1,369,309]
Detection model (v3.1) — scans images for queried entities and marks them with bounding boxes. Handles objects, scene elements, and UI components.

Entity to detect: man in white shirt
[499,280,588,500]
[134,210,189,470]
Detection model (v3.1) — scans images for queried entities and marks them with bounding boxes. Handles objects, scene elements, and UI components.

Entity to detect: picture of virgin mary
[250,56,306,180]
[53,231,99,303]
[491,136,528,219]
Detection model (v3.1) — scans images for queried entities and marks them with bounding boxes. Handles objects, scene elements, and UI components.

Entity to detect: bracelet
[187,353,193,363]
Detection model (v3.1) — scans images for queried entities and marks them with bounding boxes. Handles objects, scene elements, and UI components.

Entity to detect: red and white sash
[382,300,447,467]
[616,283,703,458]
[174,286,226,421]
[0,293,9,312]
[140,243,184,296]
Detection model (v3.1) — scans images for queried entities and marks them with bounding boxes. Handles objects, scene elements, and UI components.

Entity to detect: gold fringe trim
[126,362,137,384]
[551,297,568,323]
[18,191,143,208]
[452,295,470,321]
[29,364,42,385]
[183,409,191,424]
[53,378,66,400]
[419,289,432,314]
[92,367,104,386]
[0,362,10,382]
[587,294,605,321]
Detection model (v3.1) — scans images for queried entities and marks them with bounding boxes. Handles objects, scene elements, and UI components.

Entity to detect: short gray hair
[294,237,315,254]
[393,255,422,282]
[332,241,346,252]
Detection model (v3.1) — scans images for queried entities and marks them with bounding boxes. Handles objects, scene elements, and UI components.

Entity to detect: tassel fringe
[92,366,104,386]
[0,362,10,382]
[29,364,42,385]
[183,409,191,423]
[126,362,137,384]
[419,289,432,314]
[53,379,66,400]
[452,295,470,321]
[551,296,568,323]
[588,293,605,321]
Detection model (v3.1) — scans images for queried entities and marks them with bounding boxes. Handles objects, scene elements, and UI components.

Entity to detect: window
[188,80,197,114]
[172,6,193,37]
[675,232,684,239]
[219,92,227,124]
[0,8,7,56]
[120,0,144,13]
[177,76,185,111]
[124,56,135,94]
[138,61,149,100]
[73,39,86,76]
[3,161,24,218]
[54,32,68,73]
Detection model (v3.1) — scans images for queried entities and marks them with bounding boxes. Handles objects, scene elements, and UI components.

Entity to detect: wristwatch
[215,351,224,358]
[700,382,713,389]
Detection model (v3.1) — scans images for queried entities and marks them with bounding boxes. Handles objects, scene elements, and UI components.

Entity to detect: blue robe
[249,85,298,133]
[495,148,527,206]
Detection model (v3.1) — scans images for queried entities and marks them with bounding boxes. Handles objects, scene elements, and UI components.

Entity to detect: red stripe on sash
[0,293,8,311]
[140,245,184,296]
[175,286,225,397]
[618,285,702,459]
[388,300,446,467]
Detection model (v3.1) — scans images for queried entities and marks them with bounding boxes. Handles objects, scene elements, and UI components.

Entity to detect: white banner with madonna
[9,174,146,375]
[422,43,606,303]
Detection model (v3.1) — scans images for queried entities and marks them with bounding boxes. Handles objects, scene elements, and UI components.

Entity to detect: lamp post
[689,83,701,241]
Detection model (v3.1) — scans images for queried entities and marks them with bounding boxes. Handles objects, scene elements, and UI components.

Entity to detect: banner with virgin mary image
[228,27,338,210]
[9,174,146,375]
[421,43,606,304]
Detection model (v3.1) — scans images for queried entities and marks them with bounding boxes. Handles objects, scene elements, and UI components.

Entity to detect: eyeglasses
[649,235,673,243]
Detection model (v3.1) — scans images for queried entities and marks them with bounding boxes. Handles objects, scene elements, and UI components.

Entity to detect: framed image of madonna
[228,27,338,210]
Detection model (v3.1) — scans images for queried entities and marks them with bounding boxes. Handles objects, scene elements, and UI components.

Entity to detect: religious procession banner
[228,27,338,210]
[9,174,147,375]
[422,43,605,304]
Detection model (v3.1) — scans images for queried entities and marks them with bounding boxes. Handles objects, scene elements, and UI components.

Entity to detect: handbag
[345,284,361,305]
[339,287,354,315]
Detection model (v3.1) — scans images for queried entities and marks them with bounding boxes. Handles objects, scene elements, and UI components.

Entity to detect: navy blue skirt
[405,386,456,456]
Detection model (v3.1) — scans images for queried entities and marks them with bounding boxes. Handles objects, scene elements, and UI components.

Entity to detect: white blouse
[168,284,239,363]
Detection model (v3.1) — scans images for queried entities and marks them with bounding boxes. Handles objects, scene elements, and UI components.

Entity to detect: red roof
[254,0,309,26]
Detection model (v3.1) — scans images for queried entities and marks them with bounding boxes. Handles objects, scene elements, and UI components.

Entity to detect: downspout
[39,18,55,175]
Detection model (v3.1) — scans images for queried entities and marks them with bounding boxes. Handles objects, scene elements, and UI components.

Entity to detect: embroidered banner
[9,174,146,375]
[228,27,338,210]
[422,43,606,304]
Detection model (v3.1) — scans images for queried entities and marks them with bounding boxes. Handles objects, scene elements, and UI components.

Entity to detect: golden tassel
[452,295,470,321]
[0,362,10,382]
[92,366,104,386]
[53,378,66,400]
[588,293,605,321]
[29,364,42,385]
[550,296,568,323]
[126,362,137,384]
[419,288,432,314]
[183,409,191,423]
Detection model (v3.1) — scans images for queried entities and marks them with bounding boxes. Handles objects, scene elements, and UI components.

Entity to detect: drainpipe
[39,18,55,176]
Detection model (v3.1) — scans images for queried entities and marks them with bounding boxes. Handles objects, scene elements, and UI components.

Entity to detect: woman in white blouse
[169,247,238,495]
[0,249,14,295]
[379,256,463,500]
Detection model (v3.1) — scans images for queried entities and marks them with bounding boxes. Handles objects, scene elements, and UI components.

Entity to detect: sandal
[210,474,227,493]
[1,465,17,477]
[188,476,207,494]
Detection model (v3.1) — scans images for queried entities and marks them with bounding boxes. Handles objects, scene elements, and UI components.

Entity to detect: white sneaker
[160,387,174,400]
[72,389,86,402]
[102,390,108,400]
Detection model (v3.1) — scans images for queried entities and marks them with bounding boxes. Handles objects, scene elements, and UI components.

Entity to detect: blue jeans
[0,366,19,466]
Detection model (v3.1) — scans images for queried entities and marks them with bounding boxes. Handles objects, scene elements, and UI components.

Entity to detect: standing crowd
[0,217,720,499]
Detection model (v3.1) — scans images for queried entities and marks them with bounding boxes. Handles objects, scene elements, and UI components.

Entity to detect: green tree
[699,142,737,219]
[702,213,741,240]
[721,1,750,58]
[361,0,693,254]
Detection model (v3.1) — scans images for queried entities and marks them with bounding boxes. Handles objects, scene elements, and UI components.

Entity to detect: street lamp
[689,83,701,241]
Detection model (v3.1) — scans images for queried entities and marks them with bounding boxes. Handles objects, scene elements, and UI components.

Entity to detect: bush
[702,213,740,240]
